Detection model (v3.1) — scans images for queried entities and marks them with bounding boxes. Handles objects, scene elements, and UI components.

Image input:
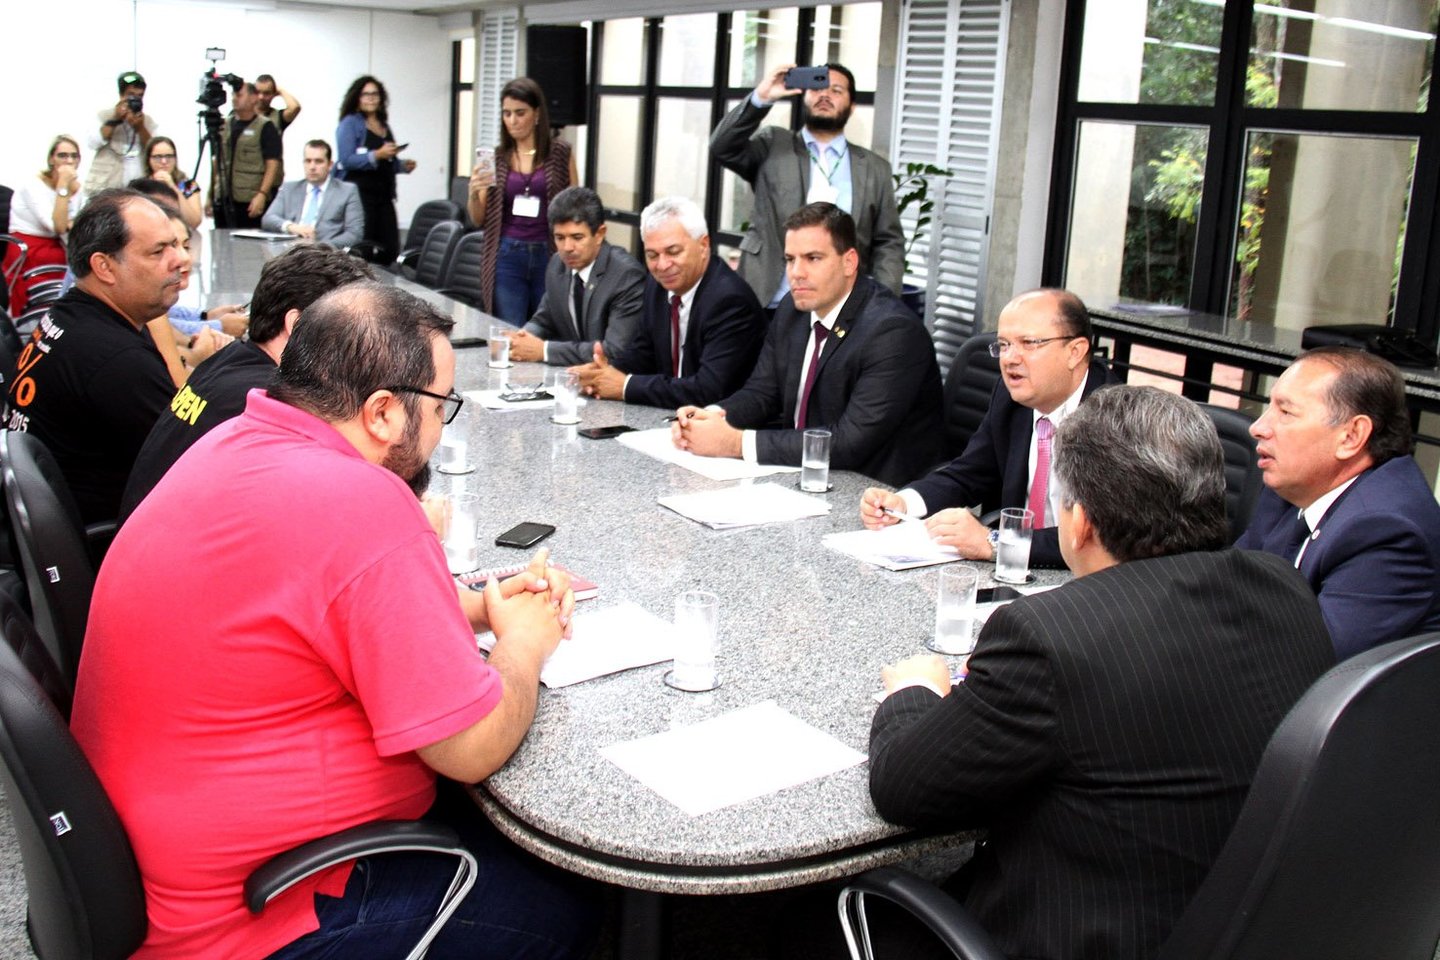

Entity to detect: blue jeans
[494,237,550,325]
[266,783,598,960]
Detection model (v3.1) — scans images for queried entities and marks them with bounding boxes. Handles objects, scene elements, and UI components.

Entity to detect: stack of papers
[600,701,866,816]
[658,482,831,529]
[822,521,960,570]
[616,428,801,481]
[478,601,672,688]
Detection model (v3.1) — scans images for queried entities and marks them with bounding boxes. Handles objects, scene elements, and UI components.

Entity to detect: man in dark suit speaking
[860,288,1117,568]
[1236,347,1440,659]
[261,140,364,247]
[669,202,942,487]
[571,196,764,408]
[868,386,1334,960]
[507,187,646,367]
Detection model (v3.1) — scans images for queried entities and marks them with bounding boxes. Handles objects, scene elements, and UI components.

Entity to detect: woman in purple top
[467,77,577,322]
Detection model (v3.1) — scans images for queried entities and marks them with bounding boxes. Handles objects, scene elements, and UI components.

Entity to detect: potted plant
[893,161,952,317]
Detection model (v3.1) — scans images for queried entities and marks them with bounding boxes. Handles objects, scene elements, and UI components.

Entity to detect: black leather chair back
[941,332,1000,458]
[1200,404,1263,541]
[1158,631,1440,960]
[0,431,94,691]
[437,230,486,307]
[400,200,463,261]
[412,220,463,290]
[0,594,147,959]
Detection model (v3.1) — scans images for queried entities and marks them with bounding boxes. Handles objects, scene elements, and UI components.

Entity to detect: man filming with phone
[710,62,904,308]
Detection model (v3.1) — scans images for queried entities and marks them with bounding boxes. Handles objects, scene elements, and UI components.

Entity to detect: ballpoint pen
[881,506,920,523]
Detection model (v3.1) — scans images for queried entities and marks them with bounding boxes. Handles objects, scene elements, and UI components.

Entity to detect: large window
[1047,0,1440,346]
[583,5,884,258]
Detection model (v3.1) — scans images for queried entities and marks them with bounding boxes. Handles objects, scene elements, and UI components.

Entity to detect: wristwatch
[987,529,1001,557]
[56,187,71,198]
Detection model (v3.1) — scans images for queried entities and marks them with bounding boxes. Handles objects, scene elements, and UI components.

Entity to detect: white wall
[3,0,457,227]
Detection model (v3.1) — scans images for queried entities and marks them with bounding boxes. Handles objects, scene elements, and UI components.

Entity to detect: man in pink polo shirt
[71,282,596,959]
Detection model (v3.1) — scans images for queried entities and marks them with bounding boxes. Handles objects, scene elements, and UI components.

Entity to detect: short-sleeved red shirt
[72,391,501,959]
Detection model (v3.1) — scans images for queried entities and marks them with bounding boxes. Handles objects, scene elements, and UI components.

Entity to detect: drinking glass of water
[488,324,512,368]
[800,428,832,492]
[665,590,721,692]
[993,507,1034,584]
[929,564,980,655]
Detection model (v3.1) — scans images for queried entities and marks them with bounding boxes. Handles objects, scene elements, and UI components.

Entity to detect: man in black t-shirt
[5,189,183,525]
[120,244,373,521]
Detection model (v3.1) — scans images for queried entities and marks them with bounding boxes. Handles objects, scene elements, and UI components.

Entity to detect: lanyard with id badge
[512,168,542,219]
[807,146,844,205]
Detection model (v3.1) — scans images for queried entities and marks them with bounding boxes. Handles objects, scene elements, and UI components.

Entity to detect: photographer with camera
[84,71,158,195]
[208,77,282,230]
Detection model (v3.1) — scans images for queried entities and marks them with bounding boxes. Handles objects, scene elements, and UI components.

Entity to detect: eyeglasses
[53,152,80,161]
[150,153,176,160]
[988,336,1077,358]
[360,91,382,98]
[387,386,464,424]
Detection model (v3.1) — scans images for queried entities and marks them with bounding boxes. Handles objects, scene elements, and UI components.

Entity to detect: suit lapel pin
[835,328,846,339]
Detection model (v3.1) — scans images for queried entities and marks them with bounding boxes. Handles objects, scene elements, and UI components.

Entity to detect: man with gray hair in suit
[867,386,1333,960]
[711,61,904,306]
[508,186,646,366]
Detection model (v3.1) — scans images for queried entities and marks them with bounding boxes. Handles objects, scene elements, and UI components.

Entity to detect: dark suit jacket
[261,177,365,247]
[710,98,905,301]
[522,242,647,367]
[1236,455,1440,660]
[906,358,1116,568]
[869,548,1334,960]
[620,255,766,409]
[717,276,942,486]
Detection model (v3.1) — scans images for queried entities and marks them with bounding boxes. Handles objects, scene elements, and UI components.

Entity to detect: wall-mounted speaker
[527,25,588,128]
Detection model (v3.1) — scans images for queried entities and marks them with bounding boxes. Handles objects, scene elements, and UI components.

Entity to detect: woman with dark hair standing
[467,77,577,322]
[334,75,415,265]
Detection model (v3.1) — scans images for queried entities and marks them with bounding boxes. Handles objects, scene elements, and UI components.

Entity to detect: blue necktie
[301,185,320,226]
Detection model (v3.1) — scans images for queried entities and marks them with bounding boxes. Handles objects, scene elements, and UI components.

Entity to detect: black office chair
[0,592,480,960]
[1200,403,1263,541]
[838,631,1440,960]
[409,220,463,290]
[940,332,999,459]
[396,200,463,272]
[1,233,28,316]
[435,230,485,308]
[0,431,96,691]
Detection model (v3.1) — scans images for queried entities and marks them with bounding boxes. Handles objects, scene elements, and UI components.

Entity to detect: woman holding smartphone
[467,77,577,323]
[335,75,415,264]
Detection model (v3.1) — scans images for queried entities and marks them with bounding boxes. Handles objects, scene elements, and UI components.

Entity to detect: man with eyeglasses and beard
[73,282,598,960]
[859,288,1119,569]
[711,62,904,307]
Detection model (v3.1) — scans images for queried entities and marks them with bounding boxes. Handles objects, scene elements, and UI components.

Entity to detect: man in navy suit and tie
[1236,346,1440,659]
[570,196,764,408]
[507,187,646,367]
[859,288,1117,568]
[868,386,1334,960]
[262,140,365,248]
[669,202,942,487]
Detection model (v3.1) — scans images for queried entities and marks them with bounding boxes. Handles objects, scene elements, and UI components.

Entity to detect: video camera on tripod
[194,48,243,218]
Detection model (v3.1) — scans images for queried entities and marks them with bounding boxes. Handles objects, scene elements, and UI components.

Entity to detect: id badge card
[512,193,541,218]
[807,175,839,205]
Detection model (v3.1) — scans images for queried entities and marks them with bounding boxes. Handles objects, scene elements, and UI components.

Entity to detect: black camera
[125,95,144,113]
[197,71,240,110]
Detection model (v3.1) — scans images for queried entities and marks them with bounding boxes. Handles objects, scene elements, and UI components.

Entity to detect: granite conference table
[195,229,1067,953]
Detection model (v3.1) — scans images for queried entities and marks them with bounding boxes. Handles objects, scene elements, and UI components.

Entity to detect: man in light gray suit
[710,62,905,306]
[508,186,647,366]
[262,140,364,247]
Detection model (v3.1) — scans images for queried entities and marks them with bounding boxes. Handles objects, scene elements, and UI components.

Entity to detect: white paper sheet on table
[600,701,866,816]
[477,600,672,688]
[616,428,801,481]
[230,229,295,241]
[822,521,961,570]
[465,389,586,412]
[658,482,831,529]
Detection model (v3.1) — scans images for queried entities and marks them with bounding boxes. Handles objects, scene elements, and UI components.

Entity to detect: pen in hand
[882,506,920,524]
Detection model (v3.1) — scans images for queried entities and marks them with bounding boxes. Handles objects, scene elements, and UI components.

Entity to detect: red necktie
[1027,416,1054,524]
[795,321,830,428]
[669,294,682,376]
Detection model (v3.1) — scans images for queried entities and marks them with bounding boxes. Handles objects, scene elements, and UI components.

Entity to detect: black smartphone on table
[495,522,556,548]
[578,425,636,440]
[975,585,1023,605]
